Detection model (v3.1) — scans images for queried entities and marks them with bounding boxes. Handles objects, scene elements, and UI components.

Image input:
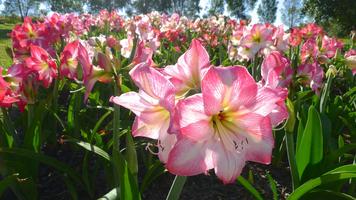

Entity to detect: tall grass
[0,23,14,68]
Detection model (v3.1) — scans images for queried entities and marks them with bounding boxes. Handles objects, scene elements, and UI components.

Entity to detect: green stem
[27,104,35,129]
[166,176,187,200]
[1,108,15,147]
[252,56,259,80]
[285,130,299,190]
[52,77,59,109]
[112,79,121,196]
[319,74,333,114]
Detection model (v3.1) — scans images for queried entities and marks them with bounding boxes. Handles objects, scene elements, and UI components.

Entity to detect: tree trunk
[16,0,24,21]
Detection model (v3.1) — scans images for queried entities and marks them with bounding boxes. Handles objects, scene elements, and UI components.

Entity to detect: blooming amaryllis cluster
[111,39,289,183]
[1,9,355,190]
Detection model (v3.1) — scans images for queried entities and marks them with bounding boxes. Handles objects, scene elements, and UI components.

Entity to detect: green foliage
[257,0,277,23]
[288,164,356,199]
[0,24,13,68]
[302,0,356,37]
[48,0,84,13]
[207,0,225,16]
[130,0,173,15]
[225,0,247,19]
[295,106,323,182]
[237,176,263,200]
[88,0,130,13]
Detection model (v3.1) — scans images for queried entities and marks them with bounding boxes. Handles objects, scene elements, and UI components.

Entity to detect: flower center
[28,30,37,39]
[41,62,49,70]
[252,33,262,43]
[211,110,249,153]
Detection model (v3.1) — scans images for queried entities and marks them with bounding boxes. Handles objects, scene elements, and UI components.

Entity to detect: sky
[0,0,286,27]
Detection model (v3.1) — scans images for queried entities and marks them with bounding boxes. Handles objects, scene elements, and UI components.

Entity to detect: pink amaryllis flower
[300,23,323,39]
[240,24,274,55]
[25,45,57,88]
[82,51,111,102]
[301,38,319,63]
[320,35,343,58]
[0,67,19,108]
[297,62,324,94]
[60,40,80,79]
[120,36,134,58]
[345,49,356,75]
[110,61,177,163]
[131,41,154,66]
[163,39,210,97]
[261,51,293,89]
[260,51,291,125]
[167,66,282,183]
[289,28,302,47]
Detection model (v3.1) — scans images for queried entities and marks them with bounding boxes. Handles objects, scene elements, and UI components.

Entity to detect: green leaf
[24,103,45,152]
[306,189,356,200]
[325,164,356,175]
[0,147,83,187]
[92,110,112,136]
[288,165,356,200]
[124,131,138,177]
[62,175,79,200]
[267,173,278,200]
[113,150,141,200]
[295,105,323,180]
[237,176,263,200]
[248,169,254,184]
[121,84,131,93]
[0,174,18,197]
[296,119,304,153]
[285,98,296,133]
[338,135,345,148]
[67,91,82,137]
[98,188,118,200]
[166,176,187,200]
[0,108,15,147]
[140,160,165,193]
[324,144,356,165]
[63,138,111,161]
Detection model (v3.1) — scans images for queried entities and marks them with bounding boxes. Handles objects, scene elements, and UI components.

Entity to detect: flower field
[0,10,355,199]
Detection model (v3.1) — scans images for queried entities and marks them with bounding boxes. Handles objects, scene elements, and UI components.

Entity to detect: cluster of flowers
[0,10,355,183]
[1,14,106,109]
[228,23,350,94]
[111,39,289,183]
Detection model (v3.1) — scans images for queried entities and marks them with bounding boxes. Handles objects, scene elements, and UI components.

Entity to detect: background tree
[183,0,201,18]
[47,0,84,13]
[130,0,173,15]
[225,0,246,19]
[225,0,258,19]
[87,0,130,13]
[257,0,277,23]
[3,0,40,20]
[207,0,225,16]
[130,0,200,18]
[302,0,356,36]
[281,0,304,28]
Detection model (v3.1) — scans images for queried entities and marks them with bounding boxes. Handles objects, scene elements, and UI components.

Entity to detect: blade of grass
[0,147,83,187]
[166,176,187,200]
[267,173,278,200]
[63,137,111,161]
[0,174,18,197]
[237,176,263,200]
